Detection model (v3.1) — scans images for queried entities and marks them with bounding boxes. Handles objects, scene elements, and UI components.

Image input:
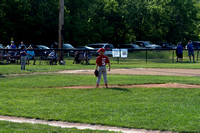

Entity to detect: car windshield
[38,45,49,49]
[63,44,74,49]
[0,44,4,48]
[133,44,139,48]
[147,41,154,45]
[88,45,104,48]
[143,42,151,46]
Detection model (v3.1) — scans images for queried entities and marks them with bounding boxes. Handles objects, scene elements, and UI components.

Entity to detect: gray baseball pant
[97,66,108,85]
[21,56,26,70]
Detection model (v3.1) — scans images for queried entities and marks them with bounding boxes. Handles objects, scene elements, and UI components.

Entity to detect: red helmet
[98,48,105,53]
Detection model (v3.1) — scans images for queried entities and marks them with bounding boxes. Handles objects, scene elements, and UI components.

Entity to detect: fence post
[146,49,147,63]
[172,49,174,63]
[118,49,120,64]
[197,49,199,61]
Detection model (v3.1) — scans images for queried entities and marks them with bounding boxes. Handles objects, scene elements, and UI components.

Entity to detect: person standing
[176,42,183,62]
[18,42,26,49]
[95,48,111,88]
[187,40,195,62]
[10,41,17,56]
[27,45,36,65]
[20,46,27,70]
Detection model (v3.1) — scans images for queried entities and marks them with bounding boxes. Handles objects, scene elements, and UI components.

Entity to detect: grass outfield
[0,121,113,133]
[0,74,200,132]
[0,87,199,132]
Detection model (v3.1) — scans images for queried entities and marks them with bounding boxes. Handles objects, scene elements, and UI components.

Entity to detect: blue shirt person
[10,41,17,56]
[187,40,195,62]
[176,42,183,62]
[20,46,27,70]
[18,42,27,49]
[48,51,58,65]
[26,45,36,65]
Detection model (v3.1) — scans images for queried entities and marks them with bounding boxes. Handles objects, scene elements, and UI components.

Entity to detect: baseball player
[95,48,111,88]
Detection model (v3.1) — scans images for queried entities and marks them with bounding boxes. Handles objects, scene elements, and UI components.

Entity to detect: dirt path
[58,83,200,89]
[5,68,200,77]
[0,115,173,133]
[57,68,200,77]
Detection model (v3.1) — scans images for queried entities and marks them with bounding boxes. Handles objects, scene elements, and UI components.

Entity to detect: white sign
[121,49,128,58]
[112,49,120,57]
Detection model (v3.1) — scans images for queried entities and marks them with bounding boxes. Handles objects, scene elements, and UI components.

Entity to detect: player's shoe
[105,84,108,88]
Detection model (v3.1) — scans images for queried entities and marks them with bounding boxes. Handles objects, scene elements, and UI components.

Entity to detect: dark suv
[134,41,161,49]
[154,42,176,49]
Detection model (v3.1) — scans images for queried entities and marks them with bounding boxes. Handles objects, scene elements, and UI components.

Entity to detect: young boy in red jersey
[95,48,111,88]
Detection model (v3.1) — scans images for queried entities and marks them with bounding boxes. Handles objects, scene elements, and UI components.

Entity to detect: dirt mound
[58,68,200,77]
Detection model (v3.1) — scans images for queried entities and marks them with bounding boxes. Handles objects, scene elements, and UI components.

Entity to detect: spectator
[5,45,11,63]
[48,50,58,65]
[176,42,183,62]
[20,46,27,70]
[10,41,17,56]
[27,45,36,65]
[187,40,195,63]
[18,42,26,49]
[0,49,3,64]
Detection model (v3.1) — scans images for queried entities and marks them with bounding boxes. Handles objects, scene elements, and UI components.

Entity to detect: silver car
[87,43,114,55]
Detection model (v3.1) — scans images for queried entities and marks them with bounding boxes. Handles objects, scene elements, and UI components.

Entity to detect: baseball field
[0,60,200,132]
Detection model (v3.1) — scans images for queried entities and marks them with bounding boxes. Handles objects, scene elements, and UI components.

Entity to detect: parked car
[134,41,161,49]
[51,43,74,49]
[76,46,94,52]
[75,46,94,50]
[87,43,114,55]
[154,42,176,49]
[118,44,141,51]
[193,41,200,49]
[63,43,74,49]
[31,45,51,59]
[51,43,74,55]
[0,44,4,49]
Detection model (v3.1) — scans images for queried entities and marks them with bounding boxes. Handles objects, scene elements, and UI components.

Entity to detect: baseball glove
[94,70,99,77]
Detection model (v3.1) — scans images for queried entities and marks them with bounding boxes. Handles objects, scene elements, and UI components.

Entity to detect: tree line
[0,0,200,47]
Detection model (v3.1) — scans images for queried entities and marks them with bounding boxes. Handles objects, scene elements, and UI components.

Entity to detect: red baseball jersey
[96,55,110,66]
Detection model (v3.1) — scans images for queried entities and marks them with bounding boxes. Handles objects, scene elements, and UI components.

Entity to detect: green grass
[0,121,113,133]
[1,61,200,132]
[0,74,200,132]
[1,60,200,75]
[1,74,200,88]
[0,87,199,132]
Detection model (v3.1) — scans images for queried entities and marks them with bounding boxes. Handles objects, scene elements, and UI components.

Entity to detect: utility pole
[58,0,64,60]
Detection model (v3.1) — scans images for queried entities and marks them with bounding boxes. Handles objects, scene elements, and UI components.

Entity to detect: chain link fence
[0,48,199,65]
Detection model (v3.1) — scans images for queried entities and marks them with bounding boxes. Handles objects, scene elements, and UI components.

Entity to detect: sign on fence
[112,49,120,57]
[121,49,128,58]
[112,49,128,58]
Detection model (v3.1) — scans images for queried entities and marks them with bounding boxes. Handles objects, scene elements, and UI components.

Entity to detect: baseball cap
[98,48,105,53]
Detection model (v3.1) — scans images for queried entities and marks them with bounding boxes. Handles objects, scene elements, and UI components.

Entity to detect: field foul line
[0,115,173,133]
